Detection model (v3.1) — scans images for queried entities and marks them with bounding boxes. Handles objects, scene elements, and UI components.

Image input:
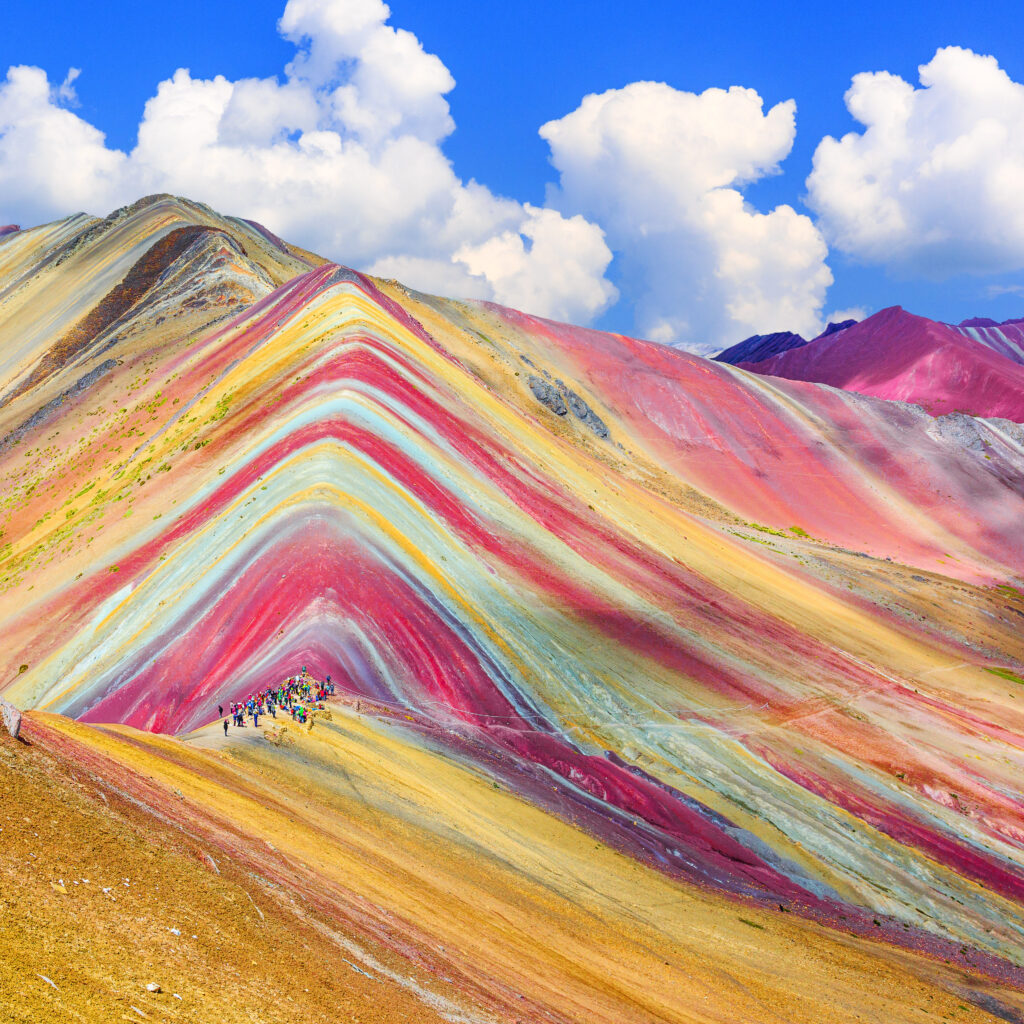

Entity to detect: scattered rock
[263,725,290,746]
[564,388,590,419]
[563,387,610,438]
[1,698,21,739]
[146,982,161,993]
[527,375,567,416]
[526,375,608,438]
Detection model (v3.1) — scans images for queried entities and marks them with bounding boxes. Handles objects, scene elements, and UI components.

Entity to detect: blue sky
[3,0,1024,347]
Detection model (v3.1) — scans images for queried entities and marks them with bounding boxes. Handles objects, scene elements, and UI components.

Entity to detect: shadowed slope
[714,319,857,366]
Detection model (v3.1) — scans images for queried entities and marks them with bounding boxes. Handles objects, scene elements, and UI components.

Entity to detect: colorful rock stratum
[2,195,1024,1024]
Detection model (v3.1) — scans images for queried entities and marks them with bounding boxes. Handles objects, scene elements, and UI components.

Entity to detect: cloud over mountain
[807,46,1024,278]
[7,5,1022,347]
[540,81,833,351]
[0,0,616,326]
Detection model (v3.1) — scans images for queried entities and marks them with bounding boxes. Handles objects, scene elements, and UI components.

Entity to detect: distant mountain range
[717,309,1024,422]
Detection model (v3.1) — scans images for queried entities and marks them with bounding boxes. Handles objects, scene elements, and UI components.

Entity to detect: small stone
[146,982,161,993]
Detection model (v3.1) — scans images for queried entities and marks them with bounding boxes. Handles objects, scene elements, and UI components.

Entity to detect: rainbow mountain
[2,195,1024,1023]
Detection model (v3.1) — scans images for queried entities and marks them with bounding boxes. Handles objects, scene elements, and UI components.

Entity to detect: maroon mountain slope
[741,306,1024,422]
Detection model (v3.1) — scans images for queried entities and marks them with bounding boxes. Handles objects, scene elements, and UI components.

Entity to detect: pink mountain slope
[741,306,1024,422]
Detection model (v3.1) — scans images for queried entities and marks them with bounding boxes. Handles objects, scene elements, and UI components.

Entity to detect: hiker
[218,704,224,718]
[219,669,334,733]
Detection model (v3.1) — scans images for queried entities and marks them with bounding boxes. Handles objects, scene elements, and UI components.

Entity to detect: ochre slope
[0,715,466,1024]
[8,710,1023,1024]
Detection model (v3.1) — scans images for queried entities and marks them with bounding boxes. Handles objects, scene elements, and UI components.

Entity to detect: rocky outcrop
[527,375,609,438]
[1,698,21,739]
[528,375,567,416]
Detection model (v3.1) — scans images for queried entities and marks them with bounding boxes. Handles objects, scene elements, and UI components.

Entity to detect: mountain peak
[732,303,1024,420]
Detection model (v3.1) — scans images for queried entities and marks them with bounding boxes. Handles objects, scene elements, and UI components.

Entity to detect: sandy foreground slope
[3,708,1022,1024]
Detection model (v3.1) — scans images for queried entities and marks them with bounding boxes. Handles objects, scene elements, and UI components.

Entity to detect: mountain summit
[731,306,1024,421]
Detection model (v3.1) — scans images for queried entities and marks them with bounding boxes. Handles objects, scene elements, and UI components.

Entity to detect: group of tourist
[219,667,337,735]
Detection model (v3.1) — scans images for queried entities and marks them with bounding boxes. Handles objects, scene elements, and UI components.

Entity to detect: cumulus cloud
[807,46,1024,277]
[0,65,127,218]
[826,306,867,326]
[453,206,617,323]
[0,0,614,326]
[540,81,832,351]
[366,204,619,322]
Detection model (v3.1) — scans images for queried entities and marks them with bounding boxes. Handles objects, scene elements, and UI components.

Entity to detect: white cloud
[0,0,614,326]
[540,81,832,350]
[0,65,127,220]
[807,46,1024,277]
[278,0,455,147]
[453,205,618,323]
[824,307,867,326]
[987,284,1024,299]
[56,67,81,106]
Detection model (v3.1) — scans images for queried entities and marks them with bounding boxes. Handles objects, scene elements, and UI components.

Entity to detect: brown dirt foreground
[0,718,468,1024]
[2,710,1023,1024]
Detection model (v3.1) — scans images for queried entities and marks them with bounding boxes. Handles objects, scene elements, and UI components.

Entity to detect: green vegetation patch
[985,666,1024,686]
[747,522,787,537]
